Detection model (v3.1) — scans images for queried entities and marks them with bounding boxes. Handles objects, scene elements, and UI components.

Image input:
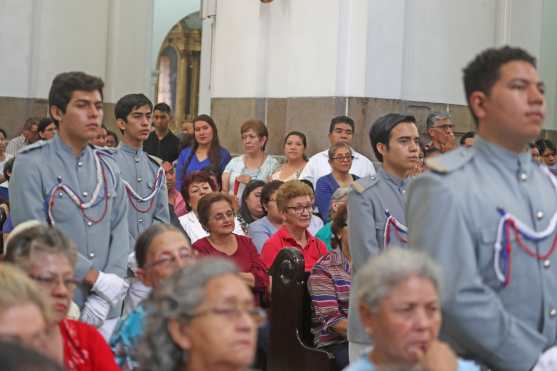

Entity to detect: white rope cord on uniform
[493,166,557,285]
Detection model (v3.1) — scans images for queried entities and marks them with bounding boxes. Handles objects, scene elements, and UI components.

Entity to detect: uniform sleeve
[105,173,130,277]
[347,187,379,272]
[10,155,94,278]
[315,176,333,222]
[308,264,346,332]
[153,174,170,224]
[406,174,545,371]
[247,220,270,253]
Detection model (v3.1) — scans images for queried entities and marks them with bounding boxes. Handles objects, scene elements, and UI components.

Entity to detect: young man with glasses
[300,115,375,188]
[347,113,420,361]
[426,111,457,153]
[407,46,557,371]
[261,180,328,271]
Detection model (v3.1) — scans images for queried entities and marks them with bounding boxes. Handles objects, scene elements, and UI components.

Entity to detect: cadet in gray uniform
[347,113,420,360]
[113,94,169,247]
[10,72,130,336]
[113,93,170,311]
[407,46,557,371]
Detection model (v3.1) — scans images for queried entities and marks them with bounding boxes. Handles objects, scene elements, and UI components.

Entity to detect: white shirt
[178,211,245,244]
[299,148,376,187]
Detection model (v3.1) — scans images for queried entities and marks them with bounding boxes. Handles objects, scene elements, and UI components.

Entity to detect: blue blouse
[315,173,357,222]
[175,146,231,191]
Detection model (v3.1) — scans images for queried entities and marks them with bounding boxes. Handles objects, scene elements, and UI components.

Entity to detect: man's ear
[468,91,487,121]
[50,106,63,123]
[168,319,192,350]
[376,142,387,158]
[116,118,127,132]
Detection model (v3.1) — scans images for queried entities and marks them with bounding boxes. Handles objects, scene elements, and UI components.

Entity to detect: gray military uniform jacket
[406,136,557,371]
[10,135,130,308]
[347,166,409,344]
[114,143,169,251]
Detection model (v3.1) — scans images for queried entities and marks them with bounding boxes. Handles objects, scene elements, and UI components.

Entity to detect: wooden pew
[267,248,335,371]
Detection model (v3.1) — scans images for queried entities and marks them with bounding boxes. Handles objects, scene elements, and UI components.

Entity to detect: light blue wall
[151,0,200,76]
[540,0,557,131]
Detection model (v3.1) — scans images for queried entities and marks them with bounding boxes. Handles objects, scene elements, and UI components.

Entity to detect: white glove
[80,293,110,327]
[92,272,129,306]
[533,346,557,371]
[127,251,138,274]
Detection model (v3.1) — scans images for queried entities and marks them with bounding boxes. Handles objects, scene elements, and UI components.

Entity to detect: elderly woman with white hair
[345,248,479,371]
[138,257,265,371]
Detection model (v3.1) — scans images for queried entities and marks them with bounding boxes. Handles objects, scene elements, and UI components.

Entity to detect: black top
[143,131,180,163]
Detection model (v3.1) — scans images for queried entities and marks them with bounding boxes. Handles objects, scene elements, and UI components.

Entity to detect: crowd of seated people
[6,45,557,371]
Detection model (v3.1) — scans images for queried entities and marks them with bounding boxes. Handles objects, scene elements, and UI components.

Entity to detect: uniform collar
[378,166,406,189]
[474,135,532,174]
[52,134,90,158]
[119,142,144,156]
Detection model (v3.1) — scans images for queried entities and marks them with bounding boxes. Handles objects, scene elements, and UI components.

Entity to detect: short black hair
[460,131,476,145]
[536,139,556,155]
[260,180,284,212]
[37,117,55,133]
[369,113,416,162]
[114,94,153,122]
[329,115,355,134]
[48,72,104,118]
[463,46,536,124]
[0,128,7,139]
[153,102,171,114]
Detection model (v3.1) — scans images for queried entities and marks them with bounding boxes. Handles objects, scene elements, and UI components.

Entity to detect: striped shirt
[308,247,351,348]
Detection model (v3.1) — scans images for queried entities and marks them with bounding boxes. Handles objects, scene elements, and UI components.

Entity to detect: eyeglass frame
[143,249,195,269]
[191,305,267,326]
[29,274,79,291]
[285,203,314,216]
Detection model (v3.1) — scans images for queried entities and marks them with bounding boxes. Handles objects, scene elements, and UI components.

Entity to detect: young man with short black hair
[10,71,130,337]
[347,113,420,360]
[407,46,557,371]
[142,102,180,163]
[113,93,171,311]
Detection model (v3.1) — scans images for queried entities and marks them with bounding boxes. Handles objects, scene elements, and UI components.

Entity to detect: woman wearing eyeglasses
[110,223,196,370]
[138,257,265,371]
[315,142,358,222]
[261,180,329,272]
[4,225,120,371]
[193,192,269,303]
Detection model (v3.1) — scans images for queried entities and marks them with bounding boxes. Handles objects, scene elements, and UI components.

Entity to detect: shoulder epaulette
[92,145,116,156]
[425,147,475,174]
[351,175,379,194]
[18,140,47,154]
[146,154,163,167]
